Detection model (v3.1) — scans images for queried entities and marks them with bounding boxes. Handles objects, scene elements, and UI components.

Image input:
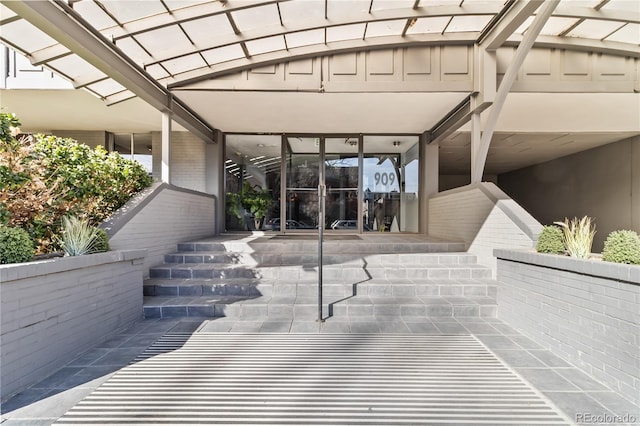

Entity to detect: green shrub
[0,226,34,264]
[93,228,110,253]
[602,230,640,265]
[1,113,152,253]
[536,225,565,254]
[555,216,596,259]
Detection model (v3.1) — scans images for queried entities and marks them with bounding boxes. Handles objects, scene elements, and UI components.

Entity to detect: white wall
[103,183,216,274]
[429,183,541,275]
[152,131,207,192]
[51,130,107,149]
[498,136,640,252]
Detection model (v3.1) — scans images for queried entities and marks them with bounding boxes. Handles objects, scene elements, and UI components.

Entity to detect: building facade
[1,0,638,245]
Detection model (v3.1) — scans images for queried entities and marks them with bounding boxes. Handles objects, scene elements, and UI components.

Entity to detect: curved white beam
[507,34,640,58]
[552,5,640,24]
[26,3,500,67]
[143,4,501,68]
[168,33,478,89]
[27,2,638,68]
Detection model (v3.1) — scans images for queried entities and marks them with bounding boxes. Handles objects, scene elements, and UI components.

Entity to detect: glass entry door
[284,137,321,231]
[283,136,361,232]
[324,138,360,231]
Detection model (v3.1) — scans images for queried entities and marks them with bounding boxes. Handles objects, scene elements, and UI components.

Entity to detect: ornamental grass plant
[60,216,102,256]
[554,216,596,259]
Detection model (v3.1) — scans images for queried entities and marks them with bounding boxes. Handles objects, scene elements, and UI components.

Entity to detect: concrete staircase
[143,234,498,321]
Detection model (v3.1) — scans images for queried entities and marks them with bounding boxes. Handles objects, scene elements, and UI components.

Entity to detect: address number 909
[374,172,395,187]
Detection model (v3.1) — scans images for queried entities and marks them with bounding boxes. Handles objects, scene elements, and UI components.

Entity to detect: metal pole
[317,182,325,323]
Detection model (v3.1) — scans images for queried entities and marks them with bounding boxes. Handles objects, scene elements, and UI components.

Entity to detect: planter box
[0,250,146,401]
[495,249,640,404]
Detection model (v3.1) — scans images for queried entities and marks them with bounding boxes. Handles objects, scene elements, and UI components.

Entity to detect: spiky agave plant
[554,216,596,259]
[61,216,100,256]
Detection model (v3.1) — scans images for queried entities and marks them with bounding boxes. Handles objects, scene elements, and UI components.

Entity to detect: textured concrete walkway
[1,316,638,425]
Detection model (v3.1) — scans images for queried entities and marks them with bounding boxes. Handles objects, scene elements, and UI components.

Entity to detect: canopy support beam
[2,0,217,144]
[471,0,560,183]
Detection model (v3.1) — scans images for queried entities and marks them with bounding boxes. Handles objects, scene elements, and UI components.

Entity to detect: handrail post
[317,183,325,322]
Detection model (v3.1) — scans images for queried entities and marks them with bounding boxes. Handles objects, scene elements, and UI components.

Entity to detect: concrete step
[143,235,493,321]
[143,278,498,299]
[163,251,479,267]
[143,295,498,320]
[143,278,266,297]
[176,239,466,255]
[149,263,492,281]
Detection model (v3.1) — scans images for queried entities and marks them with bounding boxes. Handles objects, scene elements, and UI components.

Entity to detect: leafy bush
[0,113,152,253]
[0,113,20,149]
[536,225,565,254]
[227,181,273,230]
[554,216,596,259]
[602,230,640,265]
[0,226,34,264]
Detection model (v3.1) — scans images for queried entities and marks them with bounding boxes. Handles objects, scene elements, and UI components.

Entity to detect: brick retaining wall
[0,250,146,401]
[495,249,640,404]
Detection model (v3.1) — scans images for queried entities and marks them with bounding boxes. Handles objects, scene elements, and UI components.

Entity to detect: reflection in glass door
[284,136,361,232]
[324,138,360,231]
[285,137,321,231]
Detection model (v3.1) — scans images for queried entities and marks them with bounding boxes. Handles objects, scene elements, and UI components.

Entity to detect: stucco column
[470,109,482,183]
[161,110,172,184]
[205,131,225,235]
[632,137,640,233]
[419,136,439,235]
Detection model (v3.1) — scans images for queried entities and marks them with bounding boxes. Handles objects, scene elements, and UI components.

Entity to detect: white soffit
[1,89,165,133]
[459,93,640,133]
[171,91,468,133]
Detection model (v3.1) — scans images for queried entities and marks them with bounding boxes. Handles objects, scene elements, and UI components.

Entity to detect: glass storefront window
[225,134,281,231]
[363,136,419,232]
[112,133,152,173]
[225,134,419,233]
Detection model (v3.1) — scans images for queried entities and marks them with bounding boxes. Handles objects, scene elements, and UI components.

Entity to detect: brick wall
[103,183,216,273]
[0,250,146,401]
[152,131,207,192]
[496,249,640,404]
[429,183,541,275]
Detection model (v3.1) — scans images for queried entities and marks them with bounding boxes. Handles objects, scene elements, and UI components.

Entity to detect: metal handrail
[317,184,326,323]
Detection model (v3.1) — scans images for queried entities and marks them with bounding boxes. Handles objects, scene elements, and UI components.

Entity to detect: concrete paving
[1,316,638,425]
